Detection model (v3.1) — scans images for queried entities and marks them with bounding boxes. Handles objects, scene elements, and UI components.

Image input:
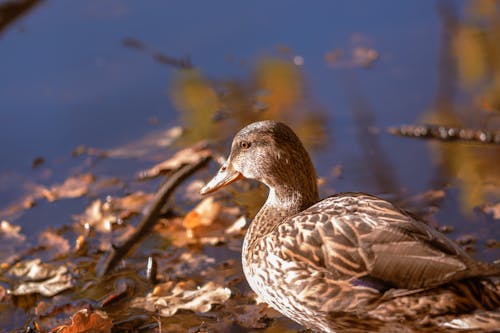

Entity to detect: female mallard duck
[200,120,500,332]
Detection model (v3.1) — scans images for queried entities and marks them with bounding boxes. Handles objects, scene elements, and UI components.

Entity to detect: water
[1,1,499,332]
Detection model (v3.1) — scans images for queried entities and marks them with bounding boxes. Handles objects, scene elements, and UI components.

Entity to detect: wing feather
[275,192,500,289]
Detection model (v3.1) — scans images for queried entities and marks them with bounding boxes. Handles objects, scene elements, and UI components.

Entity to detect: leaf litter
[130,280,231,317]
[8,259,74,297]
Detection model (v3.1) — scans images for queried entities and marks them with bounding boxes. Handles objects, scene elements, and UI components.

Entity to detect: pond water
[1,1,499,332]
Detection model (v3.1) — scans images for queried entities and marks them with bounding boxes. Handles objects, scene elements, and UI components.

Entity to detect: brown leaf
[130,281,231,317]
[8,259,74,296]
[31,174,95,202]
[0,220,27,265]
[138,141,212,179]
[225,216,247,235]
[38,230,71,258]
[110,191,154,219]
[232,303,270,329]
[52,309,112,333]
[1,220,26,242]
[0,196,36,220]
[183,196,222,229]
[183,179,206,202]
[159,252,216,279]
[75,199,119,233]
[482,202,500,219]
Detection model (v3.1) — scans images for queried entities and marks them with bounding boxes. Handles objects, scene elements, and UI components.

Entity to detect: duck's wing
[276,193,500,290]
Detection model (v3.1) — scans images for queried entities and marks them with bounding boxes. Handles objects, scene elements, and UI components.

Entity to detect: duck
[200,120,500,332]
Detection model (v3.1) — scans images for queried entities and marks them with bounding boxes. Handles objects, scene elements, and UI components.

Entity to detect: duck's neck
[246,182,319,244]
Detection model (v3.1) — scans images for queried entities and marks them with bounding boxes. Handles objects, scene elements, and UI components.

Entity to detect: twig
[388,124,500,144]
[97,156,211,277]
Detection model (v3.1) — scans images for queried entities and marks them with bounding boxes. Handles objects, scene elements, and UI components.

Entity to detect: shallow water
[1,1,499,332]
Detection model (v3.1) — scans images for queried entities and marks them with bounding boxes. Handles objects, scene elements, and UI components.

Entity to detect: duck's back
[274,192,500,289]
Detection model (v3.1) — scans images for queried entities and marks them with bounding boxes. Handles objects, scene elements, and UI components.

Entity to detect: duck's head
[200,121,319,208]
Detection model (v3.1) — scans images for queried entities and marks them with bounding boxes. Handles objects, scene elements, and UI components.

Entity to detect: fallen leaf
[138,141,212,179]
[0,285,6,302]
[9,259,74,296]
[159,251,216,279]
[106,126,183,159]
[232,303,270,329]
[38,230,71,259]
[32,157,45,168]
[325,46,378,69]
[0,196,36,220]
[109,191,154,219]
[352,46,379,67]
[0,220,27,265]
[225,216,247,235]
[52,309,113,333]
[482,202,500,219]
[130,281,231,317]
[1,220,26,242]
[30,173,95,202]
[75,199,119,233]
[183,179,206,202]
[183,196,222,229]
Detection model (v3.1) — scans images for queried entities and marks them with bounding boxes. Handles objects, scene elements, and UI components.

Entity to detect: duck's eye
[239,141,251,149]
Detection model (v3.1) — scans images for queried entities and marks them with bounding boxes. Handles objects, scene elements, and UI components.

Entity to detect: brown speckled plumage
[200,120,500,332]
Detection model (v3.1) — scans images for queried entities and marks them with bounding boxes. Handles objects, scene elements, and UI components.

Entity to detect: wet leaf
[38,230,71,259]
[0,195,36,220]
[138,141,212,179]
[8,259,74,296]
[482,202,500,219]
[225,216,247,235]
[130,281,231,317]
[159,252,216,279]
[0,220,27,265]
[183,196,222,229]
[110,191,154,219]
[183,179,206,203]
[352,46,379,67]
[105,126,183,159]
[325,46,378,68]
[75,199,119,233]
[232,303,270,329]
[1,220,26,242]
[52,309,113,333]
[31,173,95,202]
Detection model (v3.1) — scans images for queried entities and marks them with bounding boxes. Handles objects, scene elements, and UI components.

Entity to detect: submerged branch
[389,124,500,145]
[97,156,211,277]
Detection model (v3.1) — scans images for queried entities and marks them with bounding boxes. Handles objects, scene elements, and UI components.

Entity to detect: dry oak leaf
[130,281,231,317]
[9,259,74,296]
[138,141,212,179]
[52,309,112,333]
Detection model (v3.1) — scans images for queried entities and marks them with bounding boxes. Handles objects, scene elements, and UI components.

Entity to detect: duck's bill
[200,166,243,195]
